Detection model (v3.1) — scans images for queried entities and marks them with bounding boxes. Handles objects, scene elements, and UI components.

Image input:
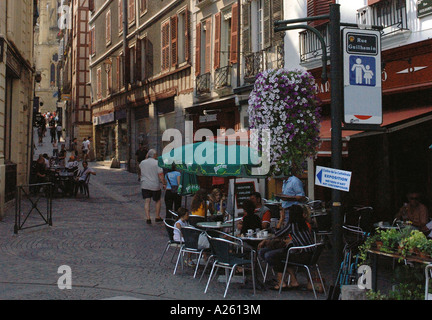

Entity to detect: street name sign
[343,28,382,125]
[315,166,352,192]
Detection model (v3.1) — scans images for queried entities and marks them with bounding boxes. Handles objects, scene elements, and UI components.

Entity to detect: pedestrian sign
[315,166,352,192]
[343,28,382,125]
[349,55,376,87]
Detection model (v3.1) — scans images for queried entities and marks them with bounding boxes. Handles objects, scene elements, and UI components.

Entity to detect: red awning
[318,106,432,156]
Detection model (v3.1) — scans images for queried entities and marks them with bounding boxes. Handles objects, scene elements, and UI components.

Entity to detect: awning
[318,106,432,156]
[187,96,237,113]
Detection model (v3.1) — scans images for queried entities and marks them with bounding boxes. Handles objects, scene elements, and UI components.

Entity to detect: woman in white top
[174,207,190,242]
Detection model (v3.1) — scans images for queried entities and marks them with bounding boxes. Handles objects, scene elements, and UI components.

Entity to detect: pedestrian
[73,161,96,196]
[138,149,166,224]
[58,144,67,167]
[81,137,89,162]
[52,139,59,159]
[164,163,181,219]
[56,123,62,142]
[135,142,148,166]
[50,125,56,143]
[71,138,78,159]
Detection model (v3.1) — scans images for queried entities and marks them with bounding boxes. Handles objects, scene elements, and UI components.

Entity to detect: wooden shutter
[214,12,221,70]
[204,17,212,73]
[136,39,142,81]
[97,68,102,99]
[124,46,130,85]
[171,15,178,68]
[106,10,111,44]
[307,0,334,27]
[161,22,170,71]
[263,0,271,49]
[118,0,123,33]
[89,0,95,12]
[242,2,251,54]
[128,0,135,24]
[230,3,239,64]
[368,0,382,5]
[145,38,153,79]
[185,8,191,63]
[272,0,283,43]
[195,22,201,76]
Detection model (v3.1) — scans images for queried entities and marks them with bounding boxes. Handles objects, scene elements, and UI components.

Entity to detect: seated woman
[207,188,227,221]
[258,204,315,291]
[174,207,190,242]
[190,188,208,217]
[237,199,262,235]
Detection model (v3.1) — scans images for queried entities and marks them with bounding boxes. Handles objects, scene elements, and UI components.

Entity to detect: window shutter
[230,3,239,64]
[185,8,191,63]
[116,56,120,91]
[119,0,123,33]
[368,0,382,5]
[136,39,142,81]
[145,38,153,79]
[161,22,170,71]
[263,0,271,49]
[125,46,130,85]
[242,2,251,54]
[195,22,201,76]
[214,12,221,70]
[272,0,283,43]
[171,15,178,68]
[307,0,334,27]
[97,68,102,99]
[91,28,96,55]
[128,0,135,24]
[205,17,212,73]
[89,0,95,12]
[106,11,111,44]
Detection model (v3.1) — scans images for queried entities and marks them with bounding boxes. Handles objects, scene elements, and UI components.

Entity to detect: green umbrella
[177,171,200,196]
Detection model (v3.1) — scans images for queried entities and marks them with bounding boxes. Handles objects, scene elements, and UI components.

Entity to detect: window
[128,0,136,25]
[118,0,123,33]
[50,63,56,87]
[107,61,112,96]
[161,21,170,71]
[97,67,102,100]
[90,27,95,55]
[177,11,187,64]
[129,45,136,83]
[106,10,112,45]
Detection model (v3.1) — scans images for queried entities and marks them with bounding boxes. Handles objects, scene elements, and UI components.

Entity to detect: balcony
[214,65,232,89]
[356,0,408,37]
[299,23,330,65]
[196,72,211,96]
[244,44,284,82]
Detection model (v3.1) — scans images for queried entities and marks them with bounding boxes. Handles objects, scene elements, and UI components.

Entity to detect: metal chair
[159,219,182,265]
[204,235,256,298]
[311,211,332,246]
[169,210,178,219]
[188,214,206,227]
[425,264,432,300]
[174,225,209,278]
[279,243,327,299]
[343,206,374,233]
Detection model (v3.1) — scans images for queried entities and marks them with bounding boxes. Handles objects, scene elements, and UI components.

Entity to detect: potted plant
[399,230,427,258]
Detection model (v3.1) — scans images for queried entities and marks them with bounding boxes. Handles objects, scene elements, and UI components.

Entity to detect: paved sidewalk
[0,130,394,300]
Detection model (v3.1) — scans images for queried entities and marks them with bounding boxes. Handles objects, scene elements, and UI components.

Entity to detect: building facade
[58,0,92,153]
[35,0,62,115]
[89,0,193,171]
[286,0,432,221]
[0,0,38,219]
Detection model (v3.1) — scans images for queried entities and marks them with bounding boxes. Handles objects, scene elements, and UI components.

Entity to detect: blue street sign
[349,55,376,87]
[315,166,352,192]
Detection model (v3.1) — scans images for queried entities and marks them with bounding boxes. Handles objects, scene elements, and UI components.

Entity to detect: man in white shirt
[82,137,90,162]
[138,149,166,224]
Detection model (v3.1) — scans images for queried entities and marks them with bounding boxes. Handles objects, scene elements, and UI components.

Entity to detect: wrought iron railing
[196,72,211,95]
[214,65,232,89]
[357,0,408,36]
[244,44,285,81]
[299,23,331,64]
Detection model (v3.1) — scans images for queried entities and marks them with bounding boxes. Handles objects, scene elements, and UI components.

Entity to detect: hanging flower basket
[248,68,322,176]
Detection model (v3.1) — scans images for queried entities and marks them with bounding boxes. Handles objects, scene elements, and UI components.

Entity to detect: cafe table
[196,221,233,229]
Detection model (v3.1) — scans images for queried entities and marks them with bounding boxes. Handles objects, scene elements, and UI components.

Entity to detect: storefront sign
[199,113,217,123]
[343,28,382,125]
[98,112,115,125]
[418,0,432,18]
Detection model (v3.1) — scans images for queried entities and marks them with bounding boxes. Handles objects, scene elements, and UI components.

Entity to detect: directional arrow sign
[315,166,352,192]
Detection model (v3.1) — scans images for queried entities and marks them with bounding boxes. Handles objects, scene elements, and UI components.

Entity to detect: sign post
[343,28,382,126]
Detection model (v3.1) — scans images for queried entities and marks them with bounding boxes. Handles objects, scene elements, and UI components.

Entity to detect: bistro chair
[425,264,432,300]
[169,210,178,219]
[311,211,333,247]
[279,243,326,299]
[343,206,374,233]
[204,235,256,298]
[174,226,209,278]
[159,219,182,265]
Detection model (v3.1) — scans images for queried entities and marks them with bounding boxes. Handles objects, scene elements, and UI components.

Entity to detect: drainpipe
[123,0,132,171]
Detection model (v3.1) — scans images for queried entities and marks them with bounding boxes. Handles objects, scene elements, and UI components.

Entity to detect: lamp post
[274,4,344,281]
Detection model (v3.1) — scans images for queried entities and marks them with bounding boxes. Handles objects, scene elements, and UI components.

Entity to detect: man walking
[138,149,166,224]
